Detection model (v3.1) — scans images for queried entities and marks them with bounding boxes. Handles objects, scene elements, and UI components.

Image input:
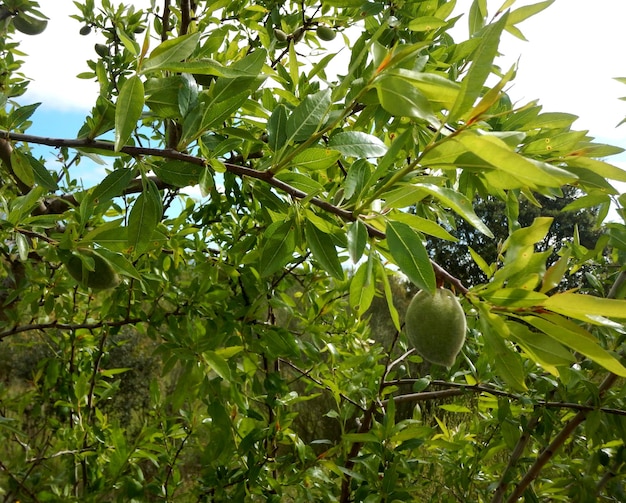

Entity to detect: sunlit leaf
[524,315,626,376]
[329,132,388,158]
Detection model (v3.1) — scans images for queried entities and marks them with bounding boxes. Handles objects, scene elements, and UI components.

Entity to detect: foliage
[427,186,605,288]
[1,0,626,501]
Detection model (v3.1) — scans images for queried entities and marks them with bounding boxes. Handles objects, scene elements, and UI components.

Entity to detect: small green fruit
[79,25,92,36]
[64,249,120,290]
[273,28,288,42]
[316,25,336,41]
[405,288,466,368]
[95,43,109,57]
[12,14,48,35]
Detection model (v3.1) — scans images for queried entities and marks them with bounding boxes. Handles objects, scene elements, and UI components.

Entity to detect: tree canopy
[1,0,626,501]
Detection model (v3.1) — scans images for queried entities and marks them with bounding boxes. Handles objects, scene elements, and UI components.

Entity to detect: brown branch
[0,317,143,340]
[384,379,626,417]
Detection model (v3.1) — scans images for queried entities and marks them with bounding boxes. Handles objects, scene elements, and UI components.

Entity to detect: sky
[12,0,626,189]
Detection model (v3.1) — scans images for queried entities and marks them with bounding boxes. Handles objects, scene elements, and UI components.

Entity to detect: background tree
[1,0,626,502]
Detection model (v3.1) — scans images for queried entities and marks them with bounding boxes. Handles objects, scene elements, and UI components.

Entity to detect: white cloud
[15,0,152,112]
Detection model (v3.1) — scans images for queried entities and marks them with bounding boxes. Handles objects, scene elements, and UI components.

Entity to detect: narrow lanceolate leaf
[524,315,626,377]
[305,219,344,280]
[456,133,578,189]
[115,76,144,152]
[540,293,626,321]
[386,220,436,293]
[448,12,508,122]
[483,288,548,308]
[329,131,388,158]
[480,307,528,392]
[377,256,401,331]
[416,183,494,238]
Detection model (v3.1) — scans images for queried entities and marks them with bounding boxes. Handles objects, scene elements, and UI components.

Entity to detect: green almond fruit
[405,288,466,368]
[12,14,48,35]
[316,25,336,41]
[95,43,109,57]
[273,28,288,42]
[65,249,120,290]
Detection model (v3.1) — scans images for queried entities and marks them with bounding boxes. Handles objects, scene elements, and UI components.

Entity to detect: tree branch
[0,129,470,292]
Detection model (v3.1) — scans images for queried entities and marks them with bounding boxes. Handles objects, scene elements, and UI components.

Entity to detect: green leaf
[387,211,458,241]
[153,160,202,188]
[416,183,494,238]
[267,104,288,152]
[479,307,528,391]
[507,1,555,27]
[507,320,574,375]
[377,257,401,331]
[91,168,135,203]
[9,102,40,129]
[468,0,487,35]
[347,219,368,263]
[524,315,626,377]
[305,219,344,280]
[483,288,548,308]
[141,32,200,73]
[204,350,232,381]
[291,147,341,170]
[115,76,145,152]
[386,220,436,293]
[329,131,388,158]
[541,293,626,321]
[449,12,508,122]
[11,149,34,187]
[408,16,447,32]
[97,248,142,281]
[274,172,325,194]
[374,74,437,123]
[503,217,553,251]
[286,89,332,142]
[145,76,186,119]
[457,133,578,189]
[127,180,161,255]
[25,153,58,190]
[259,219,296,277]
[387,69,460,111]
[350,260,375,316]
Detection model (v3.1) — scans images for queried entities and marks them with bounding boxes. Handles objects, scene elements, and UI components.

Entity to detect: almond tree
[1,1,626,501]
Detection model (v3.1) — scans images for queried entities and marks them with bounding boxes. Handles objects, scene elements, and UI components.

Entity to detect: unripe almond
[64,249,120,290]
[273,28,288,42]
[316,25,336,41]
[405,288,466,368]
[95,43,109,57]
